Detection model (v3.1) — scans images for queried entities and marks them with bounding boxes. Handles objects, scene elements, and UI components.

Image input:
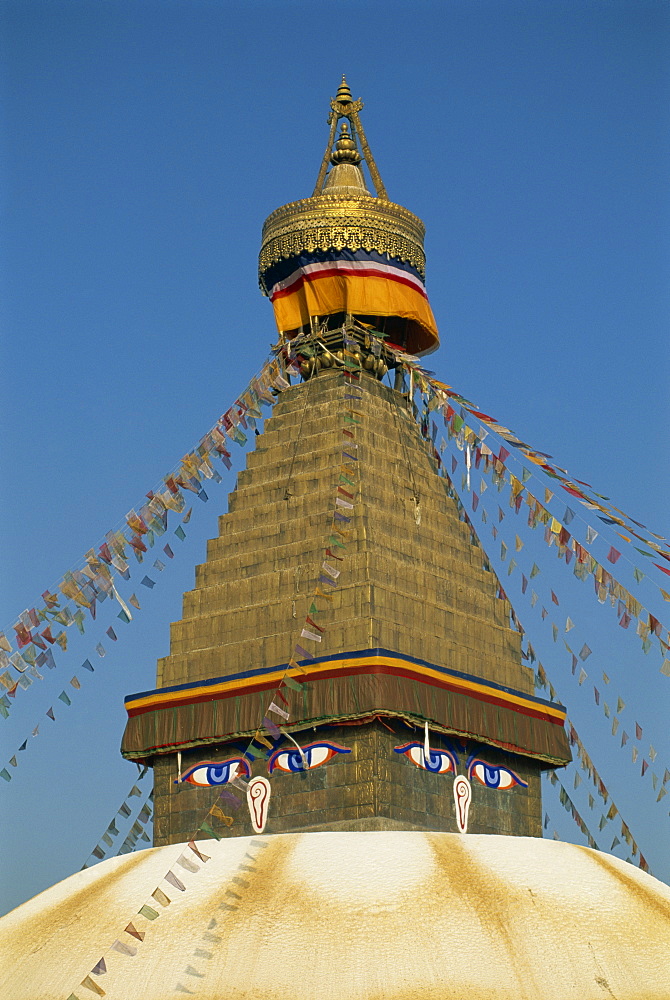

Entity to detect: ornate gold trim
[259,194,426,291]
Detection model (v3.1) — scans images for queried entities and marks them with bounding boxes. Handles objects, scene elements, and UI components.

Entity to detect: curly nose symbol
[247,776,271,834]
[453,775,471,833]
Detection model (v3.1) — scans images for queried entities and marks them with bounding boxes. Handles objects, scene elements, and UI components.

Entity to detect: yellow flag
[210,805,234,827]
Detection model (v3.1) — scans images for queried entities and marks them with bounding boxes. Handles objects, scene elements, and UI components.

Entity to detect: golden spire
[335,74,353,105]
[311,75,387,199]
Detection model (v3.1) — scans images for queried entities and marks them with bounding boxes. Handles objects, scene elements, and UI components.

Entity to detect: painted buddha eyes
[180,757,250,786]
[394,743,456,774]
[469,759,527,790]
[394,743,526,791]
[267,741,351,774]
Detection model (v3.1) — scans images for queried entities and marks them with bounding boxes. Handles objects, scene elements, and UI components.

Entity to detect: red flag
[188,840,210,863]
[124,922,145,942]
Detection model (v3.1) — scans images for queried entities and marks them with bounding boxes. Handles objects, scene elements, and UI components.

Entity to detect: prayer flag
[129,594,141,610]
[253,730,273,750]
[579,644,591,660]
[80,976,105,996]
[82,659,94,672]
[263,715,281,738]
[283,674,303,692]
[96,644,106,657]
[151,888,171,907]
[138,905,159,921]
[268,701,289,720]
[188,841,210,863]
[140,577,155,589]
[111,940,137,957]
[175,526,186,541]
[164,544,174,559]
[46,707,55,721]
[164,870,186,891]
[176,854,200,874]
[199,821,221,841]
[106,626,117,641]
[210,805,234,826]
[91,959,107,976]
[58,690,72,707]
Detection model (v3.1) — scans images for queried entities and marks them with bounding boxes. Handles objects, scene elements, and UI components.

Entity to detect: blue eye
[179,758,250,786]
[267,741,350,774]
[394,743,456,774]
[469,759,527,790]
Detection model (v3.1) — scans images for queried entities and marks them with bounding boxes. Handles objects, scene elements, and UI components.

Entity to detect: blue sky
[1,0,668,914]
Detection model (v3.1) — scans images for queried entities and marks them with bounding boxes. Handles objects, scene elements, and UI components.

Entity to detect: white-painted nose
[247,776,272,833]
[453,775,471,833]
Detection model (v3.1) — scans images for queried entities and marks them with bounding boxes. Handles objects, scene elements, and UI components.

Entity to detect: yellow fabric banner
[271,272,438,353]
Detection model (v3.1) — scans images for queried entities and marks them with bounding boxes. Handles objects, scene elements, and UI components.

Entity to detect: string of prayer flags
[0,347,301,721]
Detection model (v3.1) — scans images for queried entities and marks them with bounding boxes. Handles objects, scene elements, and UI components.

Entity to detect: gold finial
[330,121,362,166]
[335,75,353,105]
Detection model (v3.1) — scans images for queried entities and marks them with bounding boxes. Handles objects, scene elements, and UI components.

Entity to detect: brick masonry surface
[153,721,542,846]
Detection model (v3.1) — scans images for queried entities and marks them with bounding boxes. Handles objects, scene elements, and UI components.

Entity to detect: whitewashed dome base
[1,832,669,1000]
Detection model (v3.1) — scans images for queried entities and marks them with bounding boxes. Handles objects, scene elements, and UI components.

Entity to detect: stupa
[1,78,668,1000]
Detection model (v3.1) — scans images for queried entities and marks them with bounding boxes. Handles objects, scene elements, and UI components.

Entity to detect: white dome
[1,832,669,1000]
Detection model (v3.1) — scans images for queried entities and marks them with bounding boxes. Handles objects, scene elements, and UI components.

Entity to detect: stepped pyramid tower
[121,78,570,846]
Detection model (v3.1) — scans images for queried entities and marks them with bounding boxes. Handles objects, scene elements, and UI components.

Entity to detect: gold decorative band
[259,194,427,288]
